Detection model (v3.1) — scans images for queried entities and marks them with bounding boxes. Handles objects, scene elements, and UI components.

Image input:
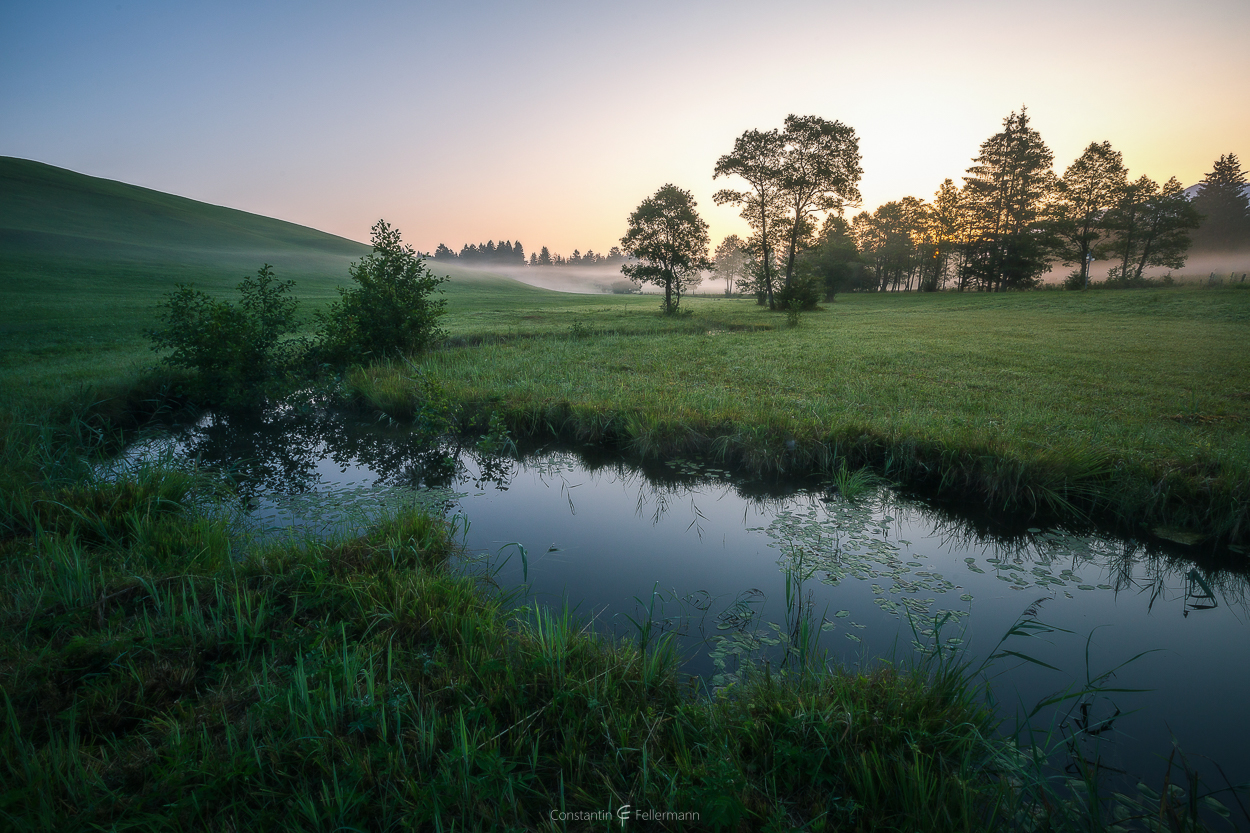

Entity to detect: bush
[317,220,447,365]
[148,264,303,407]
[776,274,821,311]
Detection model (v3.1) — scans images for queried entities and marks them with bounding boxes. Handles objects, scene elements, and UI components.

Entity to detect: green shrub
[776,274,821,311]
[147,264,303,407]
[317,220,447,365]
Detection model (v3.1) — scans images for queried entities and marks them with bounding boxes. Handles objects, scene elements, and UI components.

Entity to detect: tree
[317,220,447,363]
[797,215,861,300]
[1191,153,1250,251]
[1050,141,1127,288]
[714,128,787,308]
[538,246,552,266]
[1103,176,1201,283]
[776,115,862,290]
[960,108,1056,291]
[715,116,862,307]
[148,264,302,406]
[920,179,967,291]
[713,234,749,296]
[853,198,926,291]
[620,184,710,314]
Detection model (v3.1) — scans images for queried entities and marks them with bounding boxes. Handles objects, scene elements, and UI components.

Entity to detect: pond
[123,407,1250,791]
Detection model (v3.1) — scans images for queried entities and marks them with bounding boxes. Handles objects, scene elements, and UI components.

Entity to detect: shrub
[317,220,447,365]
[148,264,302,407]
[776,274,821,311]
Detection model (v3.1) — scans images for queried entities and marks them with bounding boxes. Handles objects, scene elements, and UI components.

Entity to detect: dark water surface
[124,409,1250,790]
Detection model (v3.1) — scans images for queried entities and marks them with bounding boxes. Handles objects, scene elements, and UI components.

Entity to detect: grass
[345,287,1250,545]
[2,422,1238,830]
[3,160,1247,827]
[0,423,1035,830]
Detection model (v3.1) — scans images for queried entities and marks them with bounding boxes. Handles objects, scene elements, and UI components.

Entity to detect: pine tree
[1191,154,1250,251]
[960,108,1056,291]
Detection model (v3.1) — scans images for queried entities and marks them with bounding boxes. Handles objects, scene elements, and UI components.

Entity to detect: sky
[3,0,1248,256]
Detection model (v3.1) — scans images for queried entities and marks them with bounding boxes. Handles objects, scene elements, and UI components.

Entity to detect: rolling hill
[0,157,564,400]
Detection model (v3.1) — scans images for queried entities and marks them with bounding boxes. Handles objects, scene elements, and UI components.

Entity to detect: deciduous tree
[1103,176,1200,282]
[714,128,787,308]
[620,184,710,314]
[317,220,447,363]
[713,234,749,296]
[776,115,862,290]
[1051,141,1127,288]
[714,116,862,307]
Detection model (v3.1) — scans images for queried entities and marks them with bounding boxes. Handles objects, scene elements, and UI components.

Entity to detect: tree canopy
[714,115,862,308]
[960,108,1055,291]
[1051,141,1128,287]
[1191,153,1250,252]
[620,184,710,314]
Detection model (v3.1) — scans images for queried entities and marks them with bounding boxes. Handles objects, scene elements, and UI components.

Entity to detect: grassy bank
[348,287,1250,546]
[1,416,1041,831]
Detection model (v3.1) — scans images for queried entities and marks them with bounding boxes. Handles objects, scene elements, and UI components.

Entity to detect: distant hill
[0,158,573,377]
[1182,182,1250,202]
[0,157,370,281]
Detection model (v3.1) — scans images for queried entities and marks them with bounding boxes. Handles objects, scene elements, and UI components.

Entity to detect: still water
[126,408,1250,789]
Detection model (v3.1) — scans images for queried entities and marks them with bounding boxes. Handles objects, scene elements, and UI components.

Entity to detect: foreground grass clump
[351,288,1250,545]
[1,465,1028,830]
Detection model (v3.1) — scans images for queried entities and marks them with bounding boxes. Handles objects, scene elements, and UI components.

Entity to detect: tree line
[432,239,629,267]
[728,110,1248,301]
[618,109,1249,314]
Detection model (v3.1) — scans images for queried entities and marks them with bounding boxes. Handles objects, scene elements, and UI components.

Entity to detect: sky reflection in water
[128,410,1250,788]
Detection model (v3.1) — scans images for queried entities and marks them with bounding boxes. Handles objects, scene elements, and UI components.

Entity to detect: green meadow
[2,158,1246,829]
[361,288,1250,546]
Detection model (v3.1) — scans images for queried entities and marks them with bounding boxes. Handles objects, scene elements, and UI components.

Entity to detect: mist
[452,262,638,295]
[1041,251,1250,285]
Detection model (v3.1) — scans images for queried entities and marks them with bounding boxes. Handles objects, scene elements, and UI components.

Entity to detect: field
[362,288,1250,546]
[3,160,1247,829]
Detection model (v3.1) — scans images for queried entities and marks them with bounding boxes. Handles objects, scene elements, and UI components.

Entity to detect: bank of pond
[1,405,1246,830]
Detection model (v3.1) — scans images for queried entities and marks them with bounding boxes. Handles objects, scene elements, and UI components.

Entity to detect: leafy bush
[317,220,447,365]
[1062,269,1086,290]
[148,264,303,407]
[776,274,821,311]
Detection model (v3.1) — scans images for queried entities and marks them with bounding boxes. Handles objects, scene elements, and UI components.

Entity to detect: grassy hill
[0,157,581,402]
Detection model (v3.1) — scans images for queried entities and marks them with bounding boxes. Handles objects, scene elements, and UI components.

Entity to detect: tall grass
[343,289,1250,546]
[3,411,1243,829]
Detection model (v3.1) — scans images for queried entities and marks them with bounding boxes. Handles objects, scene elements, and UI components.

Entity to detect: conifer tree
[960,108,1056,291]
[1191,153,1250,251]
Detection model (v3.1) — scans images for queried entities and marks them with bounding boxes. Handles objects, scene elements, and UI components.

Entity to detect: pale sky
[3,0,1247,256]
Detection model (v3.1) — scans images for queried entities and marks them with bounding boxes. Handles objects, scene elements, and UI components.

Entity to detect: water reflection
[125,410,1250,789]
